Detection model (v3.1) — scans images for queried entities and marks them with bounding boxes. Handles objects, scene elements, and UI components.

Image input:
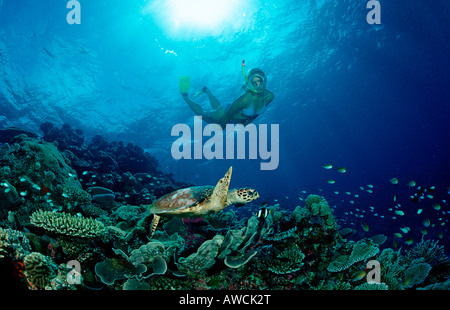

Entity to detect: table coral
[30,210,105,238]
[327,239,379,272]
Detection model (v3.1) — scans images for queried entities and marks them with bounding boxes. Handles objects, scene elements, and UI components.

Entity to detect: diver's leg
[183,95,205,116]
[204,88,222,109]
[202,105,225,124]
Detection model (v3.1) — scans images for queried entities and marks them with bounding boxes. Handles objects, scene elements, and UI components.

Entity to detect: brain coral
[24,252,58,289]
[30,210,105,238]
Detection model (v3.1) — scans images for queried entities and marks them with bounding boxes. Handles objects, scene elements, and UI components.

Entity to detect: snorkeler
[180,60,274,128]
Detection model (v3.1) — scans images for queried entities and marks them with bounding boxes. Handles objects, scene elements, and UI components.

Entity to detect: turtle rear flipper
[210,166,232,212]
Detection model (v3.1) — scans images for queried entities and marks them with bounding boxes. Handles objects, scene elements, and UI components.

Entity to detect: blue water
[1,0,449,250]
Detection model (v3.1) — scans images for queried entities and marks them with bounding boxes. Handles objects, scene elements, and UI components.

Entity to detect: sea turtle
[147,166,259,237]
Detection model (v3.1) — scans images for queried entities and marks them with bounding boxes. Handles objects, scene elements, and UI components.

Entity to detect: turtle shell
[149,186,214,215]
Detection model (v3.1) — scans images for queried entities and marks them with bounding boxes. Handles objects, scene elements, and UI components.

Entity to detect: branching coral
[404,239,447,266]
[30,210,105,238]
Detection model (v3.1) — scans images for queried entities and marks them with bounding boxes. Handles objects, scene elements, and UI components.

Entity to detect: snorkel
[242,59,248,82]
[241,59,266,94]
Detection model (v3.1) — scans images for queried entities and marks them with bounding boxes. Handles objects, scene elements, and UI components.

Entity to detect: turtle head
[227,188,259,206]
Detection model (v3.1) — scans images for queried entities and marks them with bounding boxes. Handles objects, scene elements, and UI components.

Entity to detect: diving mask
[246,73,266,93]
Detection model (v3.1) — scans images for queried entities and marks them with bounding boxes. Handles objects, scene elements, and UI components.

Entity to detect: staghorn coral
[30,210,105,238]
[23,252,58,289]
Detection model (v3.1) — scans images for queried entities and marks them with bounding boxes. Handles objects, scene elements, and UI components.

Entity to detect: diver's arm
[265,90,275,104]
[220,94,249,127]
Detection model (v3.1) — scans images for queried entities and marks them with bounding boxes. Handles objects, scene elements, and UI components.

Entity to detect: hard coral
[30,210,105,238]
[24,252,58,289]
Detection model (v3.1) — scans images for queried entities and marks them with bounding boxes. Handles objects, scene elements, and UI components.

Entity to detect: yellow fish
[405,238,414,245]
[408,180,416,187]
[433,204,441,210]
[351,270,367,282]
[322,164,333,169]
[361,222,369,232]
[335,167,346,173]
[393,238,398,248]
[389,177,399,185]
[327,179,335,184]
[423,218,431,227]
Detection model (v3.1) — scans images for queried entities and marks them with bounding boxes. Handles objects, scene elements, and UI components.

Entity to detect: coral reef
[30,210,105,238]
[0,123,448,291]
[23,252,58,289]
[176,235,224,275]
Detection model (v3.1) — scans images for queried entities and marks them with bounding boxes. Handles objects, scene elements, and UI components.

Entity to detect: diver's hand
[181,92,189,98]
[202,86,208,93]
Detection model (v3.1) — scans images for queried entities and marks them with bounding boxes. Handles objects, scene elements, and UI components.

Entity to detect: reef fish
[335,167,346,173]
[389,178,399,185]
[361,222,369,232]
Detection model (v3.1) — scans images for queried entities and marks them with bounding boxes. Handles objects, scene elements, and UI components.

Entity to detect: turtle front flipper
[209,166,232,212]
[149,214,160,238]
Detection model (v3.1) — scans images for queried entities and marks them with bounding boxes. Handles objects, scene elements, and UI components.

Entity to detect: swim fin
[179,76,191,95]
